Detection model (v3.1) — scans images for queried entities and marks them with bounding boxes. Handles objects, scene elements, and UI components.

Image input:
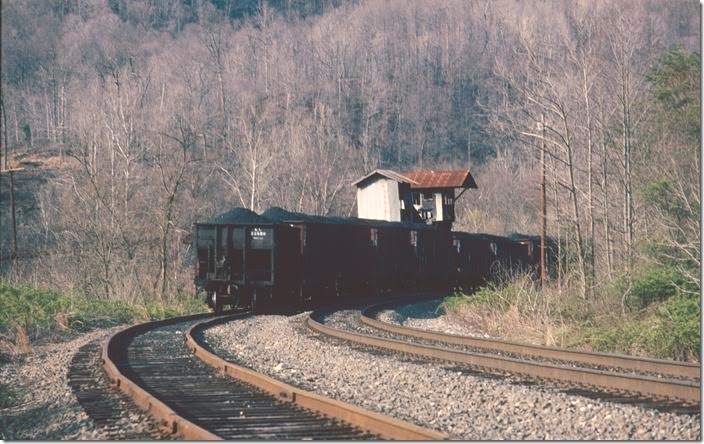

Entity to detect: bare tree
[219,98,277,211]
[154,115,198,300]
[605,15,652,286]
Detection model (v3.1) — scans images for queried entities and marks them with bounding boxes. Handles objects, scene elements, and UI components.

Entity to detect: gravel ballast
[203,313,701,440]
[376,298,495,337]
[0,327,168,440]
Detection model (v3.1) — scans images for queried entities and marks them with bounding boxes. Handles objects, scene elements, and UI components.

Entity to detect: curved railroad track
[308,301,701,410]
[68,339,172,440]
[100,311,444,440]
[362,299,700,379]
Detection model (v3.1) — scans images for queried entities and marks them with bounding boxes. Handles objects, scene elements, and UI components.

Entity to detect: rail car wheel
[250,289,258,314]
[210,291,223,314]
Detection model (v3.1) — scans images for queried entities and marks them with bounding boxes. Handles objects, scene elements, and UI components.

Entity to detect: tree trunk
[621,69,634,280]
[552,155,563,295]
[45,91,51,142]
[582,67,596,284]
[540,114,547,285]
[600,127,614,280]
[160,224,169,302]
[13,105,18,145]
[218,69,228,135]
[250,150,257,211]
[562,113,588,299]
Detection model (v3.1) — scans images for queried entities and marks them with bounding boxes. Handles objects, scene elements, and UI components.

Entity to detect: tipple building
[352,169,477,230]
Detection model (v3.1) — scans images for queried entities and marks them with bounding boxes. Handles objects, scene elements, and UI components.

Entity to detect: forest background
[0,0,700,360]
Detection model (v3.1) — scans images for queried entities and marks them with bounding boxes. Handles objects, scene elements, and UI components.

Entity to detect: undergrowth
[441,266,700,362]
[0,281,207,355]
[0,382,22,409]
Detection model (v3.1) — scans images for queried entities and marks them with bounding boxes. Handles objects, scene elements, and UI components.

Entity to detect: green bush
[470,285,513,310]
[0,383,22,408]
[0,283,71,337]
[440,292,473,314]
[453,275,537,311]
[0,282,207,345]
[0,282,140,340]
[580,296,700,361]
[652,295,700,361]
[581,319,655,356]
[628,266,691,309]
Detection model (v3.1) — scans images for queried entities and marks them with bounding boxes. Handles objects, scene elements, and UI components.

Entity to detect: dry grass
[442,267,700,361]
[0,324,33,356]
[446,296,563,346]
[442,270,623,348]
[54,312,70,331]
[8,150,79,171]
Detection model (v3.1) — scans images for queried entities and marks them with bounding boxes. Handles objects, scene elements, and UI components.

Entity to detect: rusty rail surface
[308,311,701,404]
[361,301,701,379]
[101,313,221,440]
[186,315,447,440]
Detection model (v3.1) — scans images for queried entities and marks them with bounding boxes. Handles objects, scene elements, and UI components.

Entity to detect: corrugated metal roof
[401,170,478,189]
[351,169,418,187]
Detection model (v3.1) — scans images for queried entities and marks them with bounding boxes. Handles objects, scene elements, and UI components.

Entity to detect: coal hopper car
[194,208,302,312]
[262,207,451,306]
[194,206,454,312]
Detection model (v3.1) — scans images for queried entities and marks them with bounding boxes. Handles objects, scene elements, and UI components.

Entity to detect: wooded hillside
[0,0,700,317]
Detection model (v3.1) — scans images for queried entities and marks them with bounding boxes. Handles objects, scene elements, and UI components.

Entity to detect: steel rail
[361,301,701,379]
[308,312,701,404]
[101,312,221,440]
[186,315,447,440]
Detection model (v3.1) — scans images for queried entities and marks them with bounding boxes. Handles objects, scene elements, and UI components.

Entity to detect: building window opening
[412,192,421,206]
[410,230,418,247]
[444,194,454,205]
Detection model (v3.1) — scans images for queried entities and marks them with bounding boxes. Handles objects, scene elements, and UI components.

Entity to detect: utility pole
[0,167,23,271]
[540,114,547,285]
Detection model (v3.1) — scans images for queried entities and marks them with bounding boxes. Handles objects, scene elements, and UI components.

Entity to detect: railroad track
[308,302,701,410]
[68,340,171,440]
[362,300,700,380]
[100,311,444,440]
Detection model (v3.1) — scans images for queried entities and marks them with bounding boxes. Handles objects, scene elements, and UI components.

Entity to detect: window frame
[370,228,379,247]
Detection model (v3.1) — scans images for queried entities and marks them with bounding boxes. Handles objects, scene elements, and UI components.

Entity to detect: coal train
[194,206,542,313]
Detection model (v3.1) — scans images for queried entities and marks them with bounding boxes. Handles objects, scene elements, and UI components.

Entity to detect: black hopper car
[194,207,543,313]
